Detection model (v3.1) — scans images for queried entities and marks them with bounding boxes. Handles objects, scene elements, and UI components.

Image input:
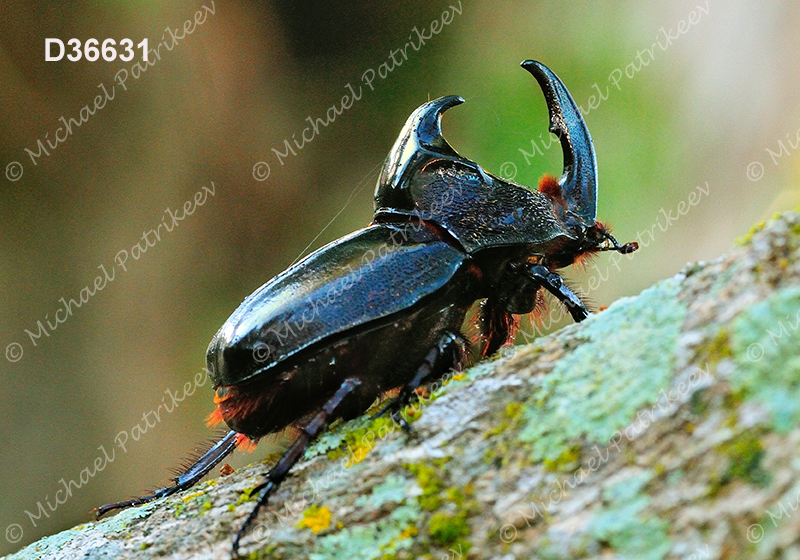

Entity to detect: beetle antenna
[600,231,638,254]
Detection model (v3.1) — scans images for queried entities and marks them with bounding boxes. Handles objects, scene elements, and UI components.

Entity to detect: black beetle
[97,60,637,556]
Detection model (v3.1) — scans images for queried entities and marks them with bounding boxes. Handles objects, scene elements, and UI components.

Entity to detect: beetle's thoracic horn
[378,95,464,195]
[521,60,597,227]
[375,95,465,212]
[410,95,464,153]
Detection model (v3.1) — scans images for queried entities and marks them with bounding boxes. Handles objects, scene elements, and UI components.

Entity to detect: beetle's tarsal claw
[607,232,638,254]
[521,60,598,227]
[600,234,638,254]
[393,411,415,435]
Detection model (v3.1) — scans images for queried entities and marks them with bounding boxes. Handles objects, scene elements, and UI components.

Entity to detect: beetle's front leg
[525,264,590,322]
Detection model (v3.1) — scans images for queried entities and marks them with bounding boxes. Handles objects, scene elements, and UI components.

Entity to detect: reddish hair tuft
[234,433,259,453]
[205,408,224,428]
[538,174,561,198]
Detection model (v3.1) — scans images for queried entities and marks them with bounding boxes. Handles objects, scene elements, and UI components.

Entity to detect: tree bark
[6,212,800,560]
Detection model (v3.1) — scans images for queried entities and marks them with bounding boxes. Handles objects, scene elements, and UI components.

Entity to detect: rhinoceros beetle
[96,60,637,557]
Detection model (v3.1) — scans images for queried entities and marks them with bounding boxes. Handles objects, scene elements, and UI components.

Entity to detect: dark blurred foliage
[1,0,799,554]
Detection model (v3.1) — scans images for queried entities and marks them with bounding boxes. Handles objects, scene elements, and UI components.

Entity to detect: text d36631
[45,38,148,62]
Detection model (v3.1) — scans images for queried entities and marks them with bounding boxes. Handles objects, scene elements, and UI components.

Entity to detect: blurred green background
[1,0,799,554]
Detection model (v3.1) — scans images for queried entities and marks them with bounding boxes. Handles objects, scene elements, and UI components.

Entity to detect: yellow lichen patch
[485,401,525,438]
[346,444,373,467]
[180,491,205,502]
[406,462,444,511]
[735,220,766,246]
[297,505,332,533]
[698,328,732,365]
[235,486,259,505]
[399,526,418,539]
[543,445,581,472]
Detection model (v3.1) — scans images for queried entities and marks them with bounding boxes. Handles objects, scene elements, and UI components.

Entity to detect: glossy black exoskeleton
[97,60,638,557]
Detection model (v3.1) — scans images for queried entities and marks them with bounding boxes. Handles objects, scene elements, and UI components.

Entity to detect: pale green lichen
[519,277,686,462]
[307,502,421,560]
[460,357,503,382]
[533,471,671,559]
[4,504,157,560]
[4,528,89,560]
[172,502,187,518]
[353,474,410,510]
[260,468,421,558]
[305,415,374,460]
[542,444,582,473]
[324,416,398,466]
[585,471,671,560]
[95,502,157,532]
[729,285,800,433]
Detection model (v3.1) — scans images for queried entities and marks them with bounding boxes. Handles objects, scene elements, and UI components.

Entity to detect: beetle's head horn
[521,60,597,228]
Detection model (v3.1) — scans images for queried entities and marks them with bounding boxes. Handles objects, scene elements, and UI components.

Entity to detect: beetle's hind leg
[95,429,238,518]
[232,377,362,558]
[374,331,468,428]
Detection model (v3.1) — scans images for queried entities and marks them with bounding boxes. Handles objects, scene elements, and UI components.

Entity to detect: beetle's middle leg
[232,377,362,558]
[375,331,468,425]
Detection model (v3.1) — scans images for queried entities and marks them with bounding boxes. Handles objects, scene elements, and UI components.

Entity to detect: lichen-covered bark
[6,212,800,560]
